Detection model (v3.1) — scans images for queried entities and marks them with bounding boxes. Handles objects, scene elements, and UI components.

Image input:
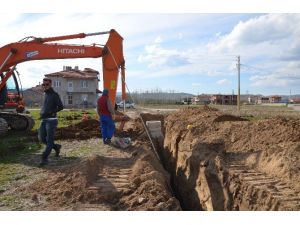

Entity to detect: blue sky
[1,13,300,96]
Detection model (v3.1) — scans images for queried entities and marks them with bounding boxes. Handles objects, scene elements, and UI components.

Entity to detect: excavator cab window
[0,73,22,110]
[0,75,7,108]
[5,75,18,94]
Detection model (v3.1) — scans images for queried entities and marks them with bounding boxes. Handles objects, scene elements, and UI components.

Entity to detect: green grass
[0,131,41,160]
[0,195,21,205]
[0,131,42,190]
[29,109,98,131]
[66,146,93,157]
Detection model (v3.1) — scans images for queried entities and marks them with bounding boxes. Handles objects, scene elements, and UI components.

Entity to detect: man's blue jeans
[38,119,58,160]
[100,115,115,142]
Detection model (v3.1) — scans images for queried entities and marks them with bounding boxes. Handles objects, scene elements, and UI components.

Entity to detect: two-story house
[210,94,237,105]
[44,66,99,108]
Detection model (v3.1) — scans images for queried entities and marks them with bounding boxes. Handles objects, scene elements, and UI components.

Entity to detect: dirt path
[0,115,181,211]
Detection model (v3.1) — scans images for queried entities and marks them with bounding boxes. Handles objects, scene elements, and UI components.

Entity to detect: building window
[81,81,88,88]
[54,81,61,87]
[67,81,73,92]
[81,94,88,102]
[68,94,73,105]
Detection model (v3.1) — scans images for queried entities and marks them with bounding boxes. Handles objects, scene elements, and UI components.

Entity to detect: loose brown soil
[0,112,180,211]
[2,106,300,211]
[162,106,300,210]
[55,119,100,140]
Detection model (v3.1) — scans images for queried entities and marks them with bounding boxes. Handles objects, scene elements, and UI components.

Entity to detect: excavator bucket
[102,29,126,106]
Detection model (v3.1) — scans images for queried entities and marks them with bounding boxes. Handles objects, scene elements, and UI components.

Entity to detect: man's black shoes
[54,144,61,157]
[104,138,111,145]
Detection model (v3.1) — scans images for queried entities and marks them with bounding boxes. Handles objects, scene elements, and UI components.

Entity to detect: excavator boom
[0,29,126,105]
[0,29,126,134]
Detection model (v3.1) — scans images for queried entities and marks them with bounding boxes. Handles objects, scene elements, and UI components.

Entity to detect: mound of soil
[55,119,100,140]
[24,155,105,210]
[115,113,165,141]
[20,142,181,210]
[119,141,180,210]
[163,107,300,210]
[56,112,138,140]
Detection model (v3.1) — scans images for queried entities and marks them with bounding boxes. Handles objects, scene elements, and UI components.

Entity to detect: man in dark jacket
[97,88,115,144]
[38,78,63,166]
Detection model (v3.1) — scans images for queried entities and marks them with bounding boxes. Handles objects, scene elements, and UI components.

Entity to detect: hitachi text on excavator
[0,29,126,136]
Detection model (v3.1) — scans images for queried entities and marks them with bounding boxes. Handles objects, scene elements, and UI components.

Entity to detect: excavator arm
[0,29,126,105]
[0,29,126,134]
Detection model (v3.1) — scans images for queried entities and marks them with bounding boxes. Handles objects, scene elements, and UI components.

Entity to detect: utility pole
[237,55,241,112]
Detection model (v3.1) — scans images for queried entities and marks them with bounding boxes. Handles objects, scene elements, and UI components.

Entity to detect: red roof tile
[45,68,99,79]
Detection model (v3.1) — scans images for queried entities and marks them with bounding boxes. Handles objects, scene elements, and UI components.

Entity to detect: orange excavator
[0,29,126,136]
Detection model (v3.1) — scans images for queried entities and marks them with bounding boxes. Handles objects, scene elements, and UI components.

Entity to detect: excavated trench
[141,108,300,211]
[7,109,297,211]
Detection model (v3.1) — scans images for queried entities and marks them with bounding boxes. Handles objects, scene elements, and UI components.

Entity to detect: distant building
[192,94,211,105]
[45,66,99,108]
[269,95,282,103]
[289,98,300,104]
[210,94,237,105]
[22,84,44,107]
[256,97,269,104]
[256,96,282,104]
[248,96,254,104]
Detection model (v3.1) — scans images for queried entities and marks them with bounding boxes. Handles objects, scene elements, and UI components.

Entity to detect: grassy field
[0,108,98,196]
[0,108,98,164]
[138,103,300,119]
[1,108,98,148]
[29,108,98,131]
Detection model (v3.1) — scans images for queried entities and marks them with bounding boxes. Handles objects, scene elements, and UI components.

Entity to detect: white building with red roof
[45,66,99,108]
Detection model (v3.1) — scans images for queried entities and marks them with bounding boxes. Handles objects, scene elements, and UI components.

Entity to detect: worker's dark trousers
[38,119,58,161]
[100,115,115,142]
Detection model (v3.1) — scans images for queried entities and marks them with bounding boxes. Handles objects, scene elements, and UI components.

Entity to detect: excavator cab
[0,29,126,135]
[0,74,7,108]
[0,71,24,113]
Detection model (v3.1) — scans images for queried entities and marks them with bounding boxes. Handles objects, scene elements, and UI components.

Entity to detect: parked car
[117,100,135,108]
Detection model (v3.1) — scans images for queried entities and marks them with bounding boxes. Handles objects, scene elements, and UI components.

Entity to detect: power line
[241,64,275,74]
[242,64,300,79]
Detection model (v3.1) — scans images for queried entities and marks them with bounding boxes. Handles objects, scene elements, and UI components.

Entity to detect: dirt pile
[16,115,181,211]
[20,144,180,210]
[162,107,300,210]
[24,155,104,210]
[55,119,100,140]
[115,113,164,141]
[55,111,139,140]
[119,141,181,210]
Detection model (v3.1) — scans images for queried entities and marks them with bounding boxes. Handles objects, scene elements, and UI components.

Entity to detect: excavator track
[0,112,35,132]
[226,155,300,210]
[76,148,134,210]
[0,117,8,136]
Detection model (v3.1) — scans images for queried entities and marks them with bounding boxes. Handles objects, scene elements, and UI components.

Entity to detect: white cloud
[154,36,163,43]
[1,13,300,94]
[216,79,231,85]
[192,83,201,87]
[205,14,300,91]
[138,43,189,68]
[209,14,300,52]
[177,33,183,40]
[249,73,300,88]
